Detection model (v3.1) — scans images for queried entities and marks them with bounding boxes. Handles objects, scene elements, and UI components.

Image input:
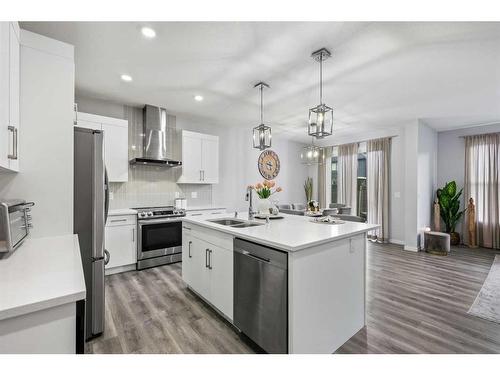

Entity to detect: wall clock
[258,150,280,180]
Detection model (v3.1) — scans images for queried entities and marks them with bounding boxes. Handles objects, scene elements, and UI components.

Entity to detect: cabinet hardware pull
[110,218,127,222]
[208,249,213,269]
[205,248,209,268]
[188,241,192,258]
[74,103,78,125]
[190,213,202,216]
[182,226,192,230]
[7,126,18,160]
[132,228,135,242]
[199,170,202,181]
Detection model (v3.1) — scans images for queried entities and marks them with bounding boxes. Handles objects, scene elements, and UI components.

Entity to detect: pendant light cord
[319,54,323,105]
[260,84,264,124]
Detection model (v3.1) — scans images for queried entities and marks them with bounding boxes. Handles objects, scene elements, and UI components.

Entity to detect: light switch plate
[394,192,401,198]
[191,192,198,199]
[109,192,114,200]
[175,191,180,198]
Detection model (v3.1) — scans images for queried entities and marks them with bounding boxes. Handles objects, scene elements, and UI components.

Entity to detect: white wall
[389,129,405,244]
[416,121,438,248]
[175,115,313,211]
[437,122,500,238]
[0,31,74,238]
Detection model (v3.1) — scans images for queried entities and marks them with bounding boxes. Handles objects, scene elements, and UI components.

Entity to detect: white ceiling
[21,21,500,143]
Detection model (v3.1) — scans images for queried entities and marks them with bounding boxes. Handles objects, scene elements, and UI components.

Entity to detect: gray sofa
[278,203,306,216]
[328,203,352,215]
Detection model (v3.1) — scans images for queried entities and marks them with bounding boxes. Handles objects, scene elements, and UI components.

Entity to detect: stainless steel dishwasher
[233,238,288,354]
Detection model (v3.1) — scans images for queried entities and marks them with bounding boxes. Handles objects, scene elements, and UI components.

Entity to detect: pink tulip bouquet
[248,180,283,199]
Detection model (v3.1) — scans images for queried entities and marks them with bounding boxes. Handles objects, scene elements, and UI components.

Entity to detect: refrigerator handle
[104,249,110,265]
[92,131,105,260]
[104,167,109,225]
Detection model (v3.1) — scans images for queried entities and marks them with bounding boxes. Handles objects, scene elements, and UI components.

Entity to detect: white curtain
[317,147,333,208]
[367,137,391,242]
[464,133,500,249]
[338,143,358,214]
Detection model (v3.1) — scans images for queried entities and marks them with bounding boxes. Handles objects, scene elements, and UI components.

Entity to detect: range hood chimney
[129,105,182,167]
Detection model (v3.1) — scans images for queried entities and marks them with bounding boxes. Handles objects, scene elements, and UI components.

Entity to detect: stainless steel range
[134,206,186,270]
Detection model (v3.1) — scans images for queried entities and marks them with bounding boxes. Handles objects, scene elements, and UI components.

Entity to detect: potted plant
[437,181,466,245]
[249,180,283,215]
[304,177,313,209]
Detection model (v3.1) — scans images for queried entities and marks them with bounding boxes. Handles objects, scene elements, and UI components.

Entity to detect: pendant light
[308,48,333,139]
[252,82,272,150]
[300,138,324,165]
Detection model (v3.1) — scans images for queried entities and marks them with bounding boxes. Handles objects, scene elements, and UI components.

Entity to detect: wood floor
[86,243,500,354]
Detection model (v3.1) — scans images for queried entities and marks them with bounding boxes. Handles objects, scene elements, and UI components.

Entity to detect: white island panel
[288,234,366,353]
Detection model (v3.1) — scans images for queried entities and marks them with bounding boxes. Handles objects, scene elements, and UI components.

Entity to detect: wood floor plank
[86,243,500,354]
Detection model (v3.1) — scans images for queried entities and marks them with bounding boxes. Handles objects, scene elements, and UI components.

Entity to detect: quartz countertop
[0,234,86,321]
[108,208,137,216]
[182,212,379,252]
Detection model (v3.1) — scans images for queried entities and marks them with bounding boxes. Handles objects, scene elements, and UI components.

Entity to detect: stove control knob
[147,211,153,217]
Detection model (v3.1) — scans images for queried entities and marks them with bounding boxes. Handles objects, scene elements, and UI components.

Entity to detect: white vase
[256,197,273,215]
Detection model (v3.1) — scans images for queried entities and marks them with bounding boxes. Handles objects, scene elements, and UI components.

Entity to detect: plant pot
[256,198,273,215]
[449,231,460,246]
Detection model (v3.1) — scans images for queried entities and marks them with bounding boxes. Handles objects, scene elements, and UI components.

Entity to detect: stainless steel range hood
[129,105,182,166]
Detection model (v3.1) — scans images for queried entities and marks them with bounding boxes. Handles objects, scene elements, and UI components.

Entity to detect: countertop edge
[0,290,86,321]
[182,216,379,252]
[108,208,138,216]
[185,207,226,212]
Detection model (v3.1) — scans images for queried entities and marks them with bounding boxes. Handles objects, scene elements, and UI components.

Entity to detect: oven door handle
[138,217,184,225]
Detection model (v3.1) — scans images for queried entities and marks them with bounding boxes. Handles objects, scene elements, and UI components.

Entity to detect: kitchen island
[181,212,378,354]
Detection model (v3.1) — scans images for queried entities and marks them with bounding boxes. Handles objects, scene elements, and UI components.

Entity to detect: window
[330,144,367,218]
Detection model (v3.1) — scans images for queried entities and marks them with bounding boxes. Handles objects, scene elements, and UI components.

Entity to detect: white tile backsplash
[107,105,212,209]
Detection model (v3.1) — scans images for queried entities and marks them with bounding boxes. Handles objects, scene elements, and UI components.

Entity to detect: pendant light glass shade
[252,82,272,150]
[308,48,333,139]
[308,103,333,138]
[253,123,272,150]
[300,141,324,165]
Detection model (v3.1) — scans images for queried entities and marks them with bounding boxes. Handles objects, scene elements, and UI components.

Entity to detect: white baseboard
[389,239,405,245]
[105,264,136,276]
[404,245,419,252]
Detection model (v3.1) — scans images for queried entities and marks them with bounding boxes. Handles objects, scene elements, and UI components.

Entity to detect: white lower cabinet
[182,225,233,320]
[105,215,137,274]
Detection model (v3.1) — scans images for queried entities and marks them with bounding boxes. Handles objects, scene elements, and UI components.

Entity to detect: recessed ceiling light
[121,74,132,82]
[194,95,204,102]
[141,27,156,38]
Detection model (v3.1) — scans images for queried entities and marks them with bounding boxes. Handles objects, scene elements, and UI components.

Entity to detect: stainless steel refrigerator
[74,127,109,340]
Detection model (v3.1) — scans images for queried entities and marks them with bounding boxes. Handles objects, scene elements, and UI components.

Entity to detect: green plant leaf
[445,181,456,197]
[439,194,451,209]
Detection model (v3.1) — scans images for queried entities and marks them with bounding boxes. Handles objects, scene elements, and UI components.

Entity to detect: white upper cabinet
[177,130,219,184]
[180,132,202,182]
[102,122,128,182]
[0,22,20,172]
[75,111,129,182]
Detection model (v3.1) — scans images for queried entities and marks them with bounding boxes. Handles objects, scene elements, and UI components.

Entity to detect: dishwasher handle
[241,250,270,263]
[234,238,288,270]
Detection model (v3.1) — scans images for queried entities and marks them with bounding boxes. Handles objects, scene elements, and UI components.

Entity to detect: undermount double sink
[207,218,264,228]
